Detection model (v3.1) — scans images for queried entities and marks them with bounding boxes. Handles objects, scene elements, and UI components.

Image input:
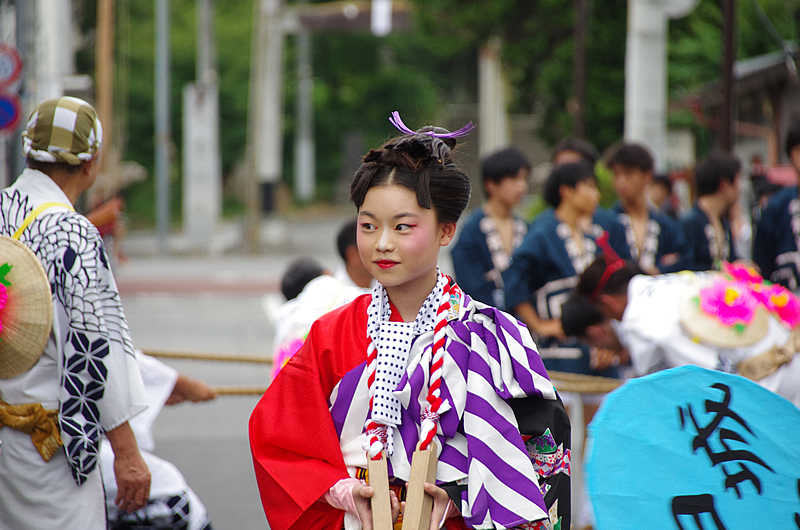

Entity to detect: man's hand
[535,318,566,341]
[590,347,630,371]
[352,482,401,530]
[105,422,151,513]
[166,373,217,405]
[590,347,619,371]
[659,252,680,268]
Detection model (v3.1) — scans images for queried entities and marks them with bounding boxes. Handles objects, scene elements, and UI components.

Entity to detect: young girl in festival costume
[249,113,570,530]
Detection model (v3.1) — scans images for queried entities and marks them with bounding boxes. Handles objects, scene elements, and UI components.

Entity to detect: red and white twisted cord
[362,333,387,460]
[419,275,452,450]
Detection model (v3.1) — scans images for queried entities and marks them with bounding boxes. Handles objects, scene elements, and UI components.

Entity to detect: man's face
[486,168,529,208]
[78,154,102,195]
[584,320,623,351]
[612,165,651,204]
[553,149,586,166]
[648,181,669,206]
[791,146,800,174]
[724,173,741,209]
[562,179,600,217]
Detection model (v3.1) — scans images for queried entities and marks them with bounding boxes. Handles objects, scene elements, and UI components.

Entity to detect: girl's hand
[401,482,452,530]
[423,482,451,530]
[352,483,401,530]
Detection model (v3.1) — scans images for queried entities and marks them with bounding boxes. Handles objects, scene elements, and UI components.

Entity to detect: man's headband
[22,97,102,166]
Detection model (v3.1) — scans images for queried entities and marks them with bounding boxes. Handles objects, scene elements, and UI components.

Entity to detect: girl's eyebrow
[359,211,420,221]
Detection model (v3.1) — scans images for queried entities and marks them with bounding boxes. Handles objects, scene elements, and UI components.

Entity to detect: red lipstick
[375,260,397,269]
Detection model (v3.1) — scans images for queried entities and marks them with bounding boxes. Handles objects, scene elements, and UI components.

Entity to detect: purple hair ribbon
[389,111,475,138]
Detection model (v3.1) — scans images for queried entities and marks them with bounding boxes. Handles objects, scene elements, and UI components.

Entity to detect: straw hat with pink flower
[0,235,53,379]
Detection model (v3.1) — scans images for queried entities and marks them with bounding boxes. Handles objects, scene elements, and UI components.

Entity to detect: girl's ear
[439,222,457,246]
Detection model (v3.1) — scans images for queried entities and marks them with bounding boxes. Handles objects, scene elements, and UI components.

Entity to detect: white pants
[0,428,105,530]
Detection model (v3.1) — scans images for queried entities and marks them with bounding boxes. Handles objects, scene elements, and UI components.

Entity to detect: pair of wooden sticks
[367,443,439,530]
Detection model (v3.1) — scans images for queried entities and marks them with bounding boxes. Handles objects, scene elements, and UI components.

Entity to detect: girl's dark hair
[576,256,643,298]
[543,161,596,208]
[350,127,471,224]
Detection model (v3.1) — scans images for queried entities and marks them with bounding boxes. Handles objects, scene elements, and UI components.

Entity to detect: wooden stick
[402,441,439,530]
[367,452,394,530]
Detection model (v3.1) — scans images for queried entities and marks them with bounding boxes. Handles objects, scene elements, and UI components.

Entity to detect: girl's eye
[396,224,415,231]
[361,223,376,231]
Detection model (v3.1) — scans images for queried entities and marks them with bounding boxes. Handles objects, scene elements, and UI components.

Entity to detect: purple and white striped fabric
[329,288,556,529]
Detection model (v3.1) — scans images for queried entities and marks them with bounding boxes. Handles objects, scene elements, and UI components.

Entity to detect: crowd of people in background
[447,126,800,529]
[451,121,800,389]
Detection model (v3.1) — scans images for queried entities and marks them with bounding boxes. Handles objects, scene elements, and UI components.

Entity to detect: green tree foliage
[669,0,798,97]
[73,0,799,227]
[411,0,628,152]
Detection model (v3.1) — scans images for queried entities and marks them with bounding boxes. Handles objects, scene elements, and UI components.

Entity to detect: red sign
[0,44,22,88]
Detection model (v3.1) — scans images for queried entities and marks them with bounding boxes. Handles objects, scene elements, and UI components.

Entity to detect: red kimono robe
[250,294,569,530]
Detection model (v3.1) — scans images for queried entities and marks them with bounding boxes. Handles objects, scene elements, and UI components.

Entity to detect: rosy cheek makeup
[401,227,432,253]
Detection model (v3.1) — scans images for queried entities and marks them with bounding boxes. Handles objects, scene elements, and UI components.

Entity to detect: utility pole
[13,0,36,179]
[182,0,221,252]
[624,0,698,170]
[720,0,736,153]
[255,0,284,214]
[155,0,171,253]
[478,36,508,156]
[294,0,315,202]
[244,1,413,250]
[95,0,115,197]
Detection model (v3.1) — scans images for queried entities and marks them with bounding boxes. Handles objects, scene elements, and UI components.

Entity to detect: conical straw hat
[677,274,769,348]
[0,235,53,379]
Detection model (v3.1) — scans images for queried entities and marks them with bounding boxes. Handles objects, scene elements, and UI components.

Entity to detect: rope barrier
[144,351,624,395]
[548,370,624,394]
[211,385,269,396]
[142,349,272,365]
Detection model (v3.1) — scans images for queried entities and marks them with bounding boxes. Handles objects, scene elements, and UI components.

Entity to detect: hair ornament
[389,111,475,139]
[589,231,626,300]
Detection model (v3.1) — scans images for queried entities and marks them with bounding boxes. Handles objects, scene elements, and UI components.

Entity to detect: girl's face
[357,184,455,297]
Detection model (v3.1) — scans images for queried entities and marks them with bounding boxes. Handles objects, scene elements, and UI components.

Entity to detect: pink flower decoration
[270,337,305,380]
[762,284,800,328]
[722,262,764,285]
[746,281,771,307]
[0,284,6,335]
[699,280,760,326]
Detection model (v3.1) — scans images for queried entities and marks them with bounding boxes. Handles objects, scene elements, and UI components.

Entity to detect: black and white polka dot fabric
[366,272,445,454]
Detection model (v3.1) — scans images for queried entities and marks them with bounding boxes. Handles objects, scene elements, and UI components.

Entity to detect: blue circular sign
[0,92,21,132]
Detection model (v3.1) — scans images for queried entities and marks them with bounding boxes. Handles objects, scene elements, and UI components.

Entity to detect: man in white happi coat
[0,97,150,528]
[563,257,800,408]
